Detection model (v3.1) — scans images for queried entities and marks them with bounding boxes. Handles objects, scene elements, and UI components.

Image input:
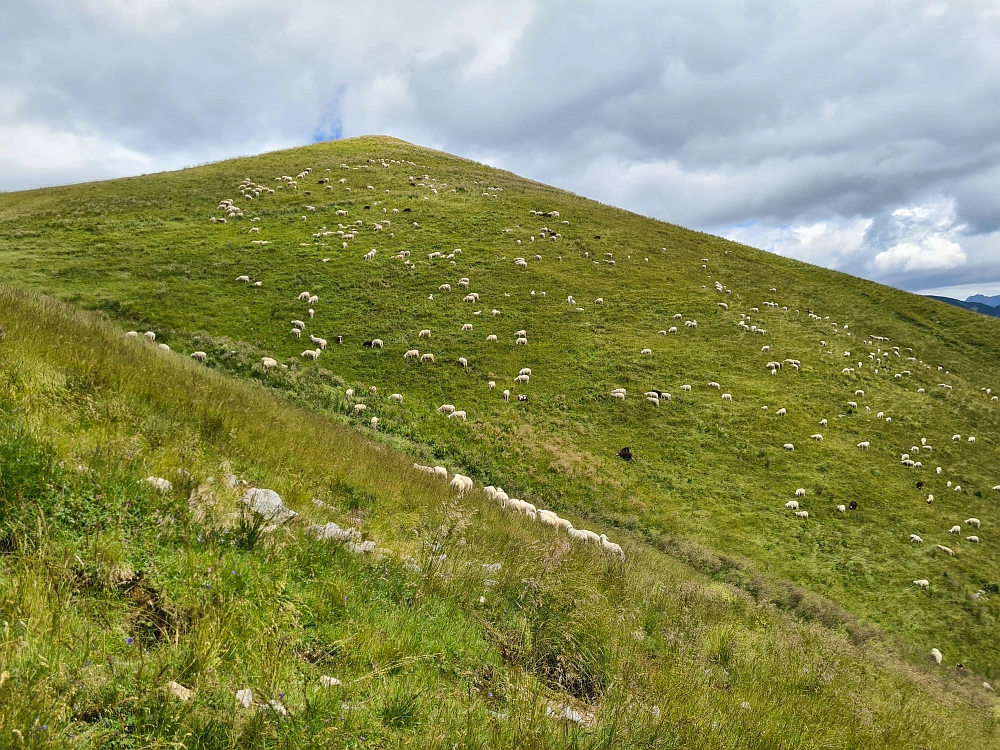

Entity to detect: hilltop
[2,135,1000,743]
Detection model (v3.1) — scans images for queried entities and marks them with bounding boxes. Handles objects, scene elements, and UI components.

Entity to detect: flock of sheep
[132,154,1000,669]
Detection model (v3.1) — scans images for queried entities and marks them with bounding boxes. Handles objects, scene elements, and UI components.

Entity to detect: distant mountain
[926,295,1000,318]
[966,294,1000,307]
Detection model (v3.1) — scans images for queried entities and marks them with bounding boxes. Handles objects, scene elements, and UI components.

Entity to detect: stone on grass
[240,488,297,524]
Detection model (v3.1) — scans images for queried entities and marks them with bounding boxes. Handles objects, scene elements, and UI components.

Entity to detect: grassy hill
[2,135,1000,743]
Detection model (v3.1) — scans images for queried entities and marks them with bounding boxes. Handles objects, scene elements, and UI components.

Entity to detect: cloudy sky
[3,0,999,298]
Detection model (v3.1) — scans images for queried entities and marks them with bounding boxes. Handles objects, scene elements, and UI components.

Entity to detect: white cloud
[870,198,967,273]
[725,217,872,269]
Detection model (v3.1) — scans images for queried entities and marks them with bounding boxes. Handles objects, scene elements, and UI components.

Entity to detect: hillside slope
[4,287,996,747]
[2,136,1000,680]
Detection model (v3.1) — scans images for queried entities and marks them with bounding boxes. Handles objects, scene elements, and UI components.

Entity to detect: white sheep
[819,419,828,427]
[261,357,277,370]
[514,374,529,384]
[600,534,625,560]
[486,334,497,342]
[236,275,250,283]
[708,382,721,390]
[795,488,806,497]
[967,536,980,543]
[680,385,691,392]
[292,320,306,329]
[776,408,787,416]
[795,510,809,518]
[783,444,794,451]
[370,416,379,429]
[191,351,207,362]
[353,403,367,414]
[389,393,403,402]
[144,331,156,341]
[449,410,467,421]
[459,357,469,367]
[437,404,456,415]
[419,329,431,338]
[516,337,528,345]
[857,441,870,450]
[721,393,732,401]
[785,501,799,510]
[503,389,511,401]
[302,349,320,360]
[910,534,923,543]
[913,579,930,590]
[937,545,955,556]
[810,434,823,441]
[404,349,419,359]
[488,381,496,390]
[966,518,982,528]
[836,505,846,513]
[421,353,435,363]
[345,388,354,399]
[931,648,943,664]
[641,348,652,356]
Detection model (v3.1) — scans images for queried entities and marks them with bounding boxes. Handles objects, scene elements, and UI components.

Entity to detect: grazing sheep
[967,536,980,543]
[308,309,314,318]
[449,410,467,421]
[514,374,529,384]
[785,501,799,510]
[157,344,171,352]
[600,534,625,560]
[486,334,497,342]
[966,518,982,528]
[910,534,923,543]
[819,419,828,427]
[353,404,367,414]
[937,545,955,556]
[144,331,156,341]
[309,335,327,349]
[783,444,794,451]
[857,441,870,450]
[953,434,962,441]
[125,331,138,338]
[708,382,721,390]
[795,488,806,497]
[795,510,809,519]
[389,393,403,402]
[488,381,496,390]
[302,349,320,360]
[421,353,435,363]
[236,275,250,283]
[419,329,431,338]
[721,393,732,401]
[292,320,306,329]
[191,351,207,362]
[404,349,419,359]
[516,330,527,337]
[836,505,846,513]
[931,648,943,665]
[261,357,277,370]
[459,357,468,367]
[913,579,930,590]
[641,348,652,356]
[309,295,319,305]
[461,323,473,331]
[503,389,511,401]
[776,408,787,416]
[345,389,354,400]
[516,337,528,345]
[810,434,823,441]
[370,417,379,429]
[437,404,456,415]
[969,436,977,443]
[680,385,692,392]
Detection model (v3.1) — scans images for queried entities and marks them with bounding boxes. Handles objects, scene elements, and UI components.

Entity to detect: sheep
[516,330,527,337]
[191,351,207,362]
[459,357,469,367]
[353,404,367,414]
[292,320,306,329]
[345,389,354,400]
[514,374,529,384]
[519,368,532,376]
[421,353,435,363]
[261,357,277,370]
[437,404,456,415]
[641,348,652,356]
[967,536,981,543]
[449,411,467,421]
[910,534,923,543]
[936,545,955,556]
[309,295,319,305]
[953,434,962,441]
[595,298,604,305]
[157,343,172,352]
[857,441,870,450]
[668,326,678,334]
[125,331,138,338]
[785,500,799,510]
[931,648,943,665]
[795,488,806,497]
[680,385,692,392]
[308,309,314,319]
[488,381,496,390]
[966,518,982,529]
[721,393,732,401]
[969,436,977,443]
[144,331,156,341]
[776,408,787,416]
[783,444,795,451]
[600,534,625,560]
[461,323,473,332]
[309,335,327,350]
[913,579,930,590]
[836,504,846,513]
[516,337,528,345]
[708,382,721,390]
[819,419,828,427]
[503,389,511,401]
[236,275,251,283]
[404,349,420,359]
[389,393,403,403]
[795,510,809,519]
[810,434,823,441]
[419,329,431,338]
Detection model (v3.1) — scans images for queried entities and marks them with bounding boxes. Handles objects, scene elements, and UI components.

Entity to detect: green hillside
[2,135,1000,743]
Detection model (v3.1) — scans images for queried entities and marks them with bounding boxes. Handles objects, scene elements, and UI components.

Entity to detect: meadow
[2,135,1000,744]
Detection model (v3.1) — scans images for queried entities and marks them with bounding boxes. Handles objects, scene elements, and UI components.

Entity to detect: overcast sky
[2,0,999,298]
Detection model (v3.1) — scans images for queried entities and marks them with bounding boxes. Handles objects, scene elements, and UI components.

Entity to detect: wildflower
[125,637,134,646]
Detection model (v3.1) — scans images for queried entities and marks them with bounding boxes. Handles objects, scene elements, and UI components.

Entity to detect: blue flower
[125,637,134,646]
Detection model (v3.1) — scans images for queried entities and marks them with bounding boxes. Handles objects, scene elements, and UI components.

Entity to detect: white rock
[320,675,343,688]
[166,681,192,701]
[236,688,253,709]
[240,488,297,524]
[146,476,172,493]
